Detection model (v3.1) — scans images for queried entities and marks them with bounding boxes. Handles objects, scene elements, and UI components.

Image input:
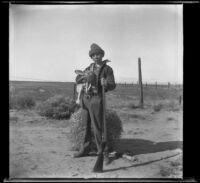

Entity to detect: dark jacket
[76,60,116,94]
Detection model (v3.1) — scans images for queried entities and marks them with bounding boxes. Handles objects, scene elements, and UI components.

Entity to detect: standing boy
[74,43,116,158]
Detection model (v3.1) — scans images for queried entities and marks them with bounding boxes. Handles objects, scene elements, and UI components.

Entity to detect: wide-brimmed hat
[89,43,105,58]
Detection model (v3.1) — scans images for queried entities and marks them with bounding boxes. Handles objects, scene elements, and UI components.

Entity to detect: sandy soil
[9,107,183,179]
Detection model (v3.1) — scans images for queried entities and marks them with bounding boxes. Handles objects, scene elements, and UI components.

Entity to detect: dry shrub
[159,161,182,178]
[36,95,78,120]
[170,155,182,167]
[68,108,123,152]
[165,101,180,111]
[159,166,173,177]
[167,117,174,121]
[9,95,35,110]
[153,103,163,112]
[128,103,140,109]
[9,116,19,124]
[152,100,181,112]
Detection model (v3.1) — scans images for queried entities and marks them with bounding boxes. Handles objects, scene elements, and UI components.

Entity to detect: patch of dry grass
[159,155,182,178]
[170,155,182,167]
[127,103,141,109]
[9,116,19,123]
[9,95,35,110]
[151,100,181,113]
[167,117,175,121]
[159,166,174,177]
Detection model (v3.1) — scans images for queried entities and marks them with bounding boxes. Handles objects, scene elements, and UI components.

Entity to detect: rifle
[93,83,107,173]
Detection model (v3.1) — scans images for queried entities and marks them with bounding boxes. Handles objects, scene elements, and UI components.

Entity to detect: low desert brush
[152,100,181,112]
[9,95,35,110]
[153,103,163,112]
[159,166,173,177]
[36,95,78,120]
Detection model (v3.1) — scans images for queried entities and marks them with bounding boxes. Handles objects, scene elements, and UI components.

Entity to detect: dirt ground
[9,102,183,179]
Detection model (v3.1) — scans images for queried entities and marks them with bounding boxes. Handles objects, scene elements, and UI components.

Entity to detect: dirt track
[9,108,182,179]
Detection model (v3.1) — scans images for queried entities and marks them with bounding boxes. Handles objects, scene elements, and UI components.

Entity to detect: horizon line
[9,79,183,85]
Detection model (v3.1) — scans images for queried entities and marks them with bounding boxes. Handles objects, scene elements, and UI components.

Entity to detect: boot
[104,152,111,165]
[73,143,90,158]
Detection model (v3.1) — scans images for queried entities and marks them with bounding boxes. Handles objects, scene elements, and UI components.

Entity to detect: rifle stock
[92,142,106,172]
[92,84,107,173]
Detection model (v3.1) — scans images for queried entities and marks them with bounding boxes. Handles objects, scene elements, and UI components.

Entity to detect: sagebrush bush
[36,95,78,119]
[9,95,35,109]
[152,100,181,112]
[159,166,173,177]
[166,101,180,111]
[68,108,123,152]
[153,103,163,112]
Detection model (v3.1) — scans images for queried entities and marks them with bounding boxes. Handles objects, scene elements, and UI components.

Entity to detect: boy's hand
[101,78,107,87]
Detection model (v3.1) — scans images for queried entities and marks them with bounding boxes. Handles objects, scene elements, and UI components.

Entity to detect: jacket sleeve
[104,66,116,92]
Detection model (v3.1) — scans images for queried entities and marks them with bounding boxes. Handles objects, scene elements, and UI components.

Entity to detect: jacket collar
[92,59,110,69]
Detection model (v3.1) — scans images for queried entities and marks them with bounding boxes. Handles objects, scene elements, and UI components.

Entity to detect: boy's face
[91,53,103,64]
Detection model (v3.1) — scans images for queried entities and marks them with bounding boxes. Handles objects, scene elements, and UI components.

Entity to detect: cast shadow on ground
[103,138,182,173]
[113,138,182,156]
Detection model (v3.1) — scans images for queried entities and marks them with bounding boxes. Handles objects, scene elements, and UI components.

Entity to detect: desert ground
[9,81,183,179]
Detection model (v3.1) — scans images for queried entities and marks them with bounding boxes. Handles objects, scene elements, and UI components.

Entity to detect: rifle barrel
[92,84,106,173]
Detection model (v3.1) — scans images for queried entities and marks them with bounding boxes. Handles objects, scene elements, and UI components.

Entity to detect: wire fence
[115,82,183,89]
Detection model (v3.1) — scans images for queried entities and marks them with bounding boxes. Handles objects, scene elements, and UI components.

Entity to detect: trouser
[80,94,103,154]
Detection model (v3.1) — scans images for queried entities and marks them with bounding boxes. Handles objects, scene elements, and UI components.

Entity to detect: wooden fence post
[10,85,15,98]
[138,57,144,108]
[179,95,182,105]
[73,83,76,102]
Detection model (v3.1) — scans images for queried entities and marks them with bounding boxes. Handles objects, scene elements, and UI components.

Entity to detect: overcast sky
[9,4,183,84]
